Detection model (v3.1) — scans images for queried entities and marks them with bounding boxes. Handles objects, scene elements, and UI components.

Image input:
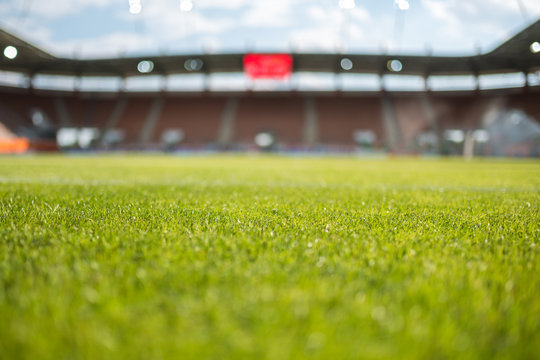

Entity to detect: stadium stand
[392,95,433,151]
[234,97,305,149]
[153,96,225,148]
[113,97,153,148]
[0,86,539,154]
[0,20,539,155]
[317,96,384,149]
[431,94,491,130]
[84,96,118,130]
[507,92,540,120]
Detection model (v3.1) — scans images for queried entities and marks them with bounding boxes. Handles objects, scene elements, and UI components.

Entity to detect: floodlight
[137,60,154,73]
[387,59,403,72]
[180,0,193,12]
[129,0,142,14]
[129,4,141,14]
[184,58,204,71]
[395,0,409,10]
[340,58,353,71]
[339,0,355,9]
[530,42,540,54]
[4,45,17,59]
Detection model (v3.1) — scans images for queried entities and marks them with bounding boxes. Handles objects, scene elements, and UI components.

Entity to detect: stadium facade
[0,20,539,156]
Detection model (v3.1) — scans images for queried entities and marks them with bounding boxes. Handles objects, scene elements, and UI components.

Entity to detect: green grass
[0,155,539,359]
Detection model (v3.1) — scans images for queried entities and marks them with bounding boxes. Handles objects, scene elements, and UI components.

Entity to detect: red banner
[243,54,293,79]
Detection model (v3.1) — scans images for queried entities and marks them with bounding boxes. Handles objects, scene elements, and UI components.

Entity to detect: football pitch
[0,155,539,359]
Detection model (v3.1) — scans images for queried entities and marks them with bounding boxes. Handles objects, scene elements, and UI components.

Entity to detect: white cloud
[52,32,155,58]
[524,0,540,14]
[4,0,111,18]
[349,6,370,22]
[422,0,540,22]
[0,0,535,59]
[145,9,234,38]
[419,0,535,53]
[111,1,235,52]
[307,5,326,21]
[195,0,251,10]
[289,24,367,52]
[0,20,56,54]
[421,0,459,24]
[290,27,338,52]
[240,1,294,27]
[348,24,366,41]
[485,0,540,15]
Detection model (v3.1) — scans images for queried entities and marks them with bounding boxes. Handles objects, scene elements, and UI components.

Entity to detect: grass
[0,155,538,359]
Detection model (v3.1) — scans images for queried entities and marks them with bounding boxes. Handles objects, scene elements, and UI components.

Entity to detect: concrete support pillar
[160,75,168,92]
[474,73,480,92]
[217,97,238,147]
[119,77,127,92]
[303,97,318,147]
[423,75,430,92]
[334,73,342,92]
[419,92,442,154]
[138,97,165,147]
[463,130,475,160]
[27,74,35,91]
[54,97,71,127]
[100,99,127,147]
[204,73,211,92]
[380,95,401,152]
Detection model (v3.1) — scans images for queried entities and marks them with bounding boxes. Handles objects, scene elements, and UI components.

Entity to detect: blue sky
[0,0,539,59]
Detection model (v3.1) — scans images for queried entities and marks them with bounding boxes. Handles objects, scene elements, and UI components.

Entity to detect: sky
[1,0,540,59]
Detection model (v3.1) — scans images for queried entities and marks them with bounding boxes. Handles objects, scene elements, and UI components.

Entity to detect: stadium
[1,3,539,155]
[0,1,539,359]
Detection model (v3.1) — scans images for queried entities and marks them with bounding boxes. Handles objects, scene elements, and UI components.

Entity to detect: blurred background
[0,0,539,156]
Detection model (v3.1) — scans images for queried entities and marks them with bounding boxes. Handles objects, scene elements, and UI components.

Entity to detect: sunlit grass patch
[0,155,539,359]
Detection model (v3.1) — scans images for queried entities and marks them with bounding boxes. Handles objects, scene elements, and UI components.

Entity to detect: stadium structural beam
[1,20,539,78]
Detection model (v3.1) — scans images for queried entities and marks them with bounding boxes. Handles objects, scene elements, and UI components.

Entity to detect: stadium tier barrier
[0,86,538,156]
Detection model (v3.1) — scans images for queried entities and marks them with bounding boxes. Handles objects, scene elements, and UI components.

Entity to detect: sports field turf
[0,155,538,359]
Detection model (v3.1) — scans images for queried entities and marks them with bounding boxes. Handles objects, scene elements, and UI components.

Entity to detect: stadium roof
[1,19,540,78]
